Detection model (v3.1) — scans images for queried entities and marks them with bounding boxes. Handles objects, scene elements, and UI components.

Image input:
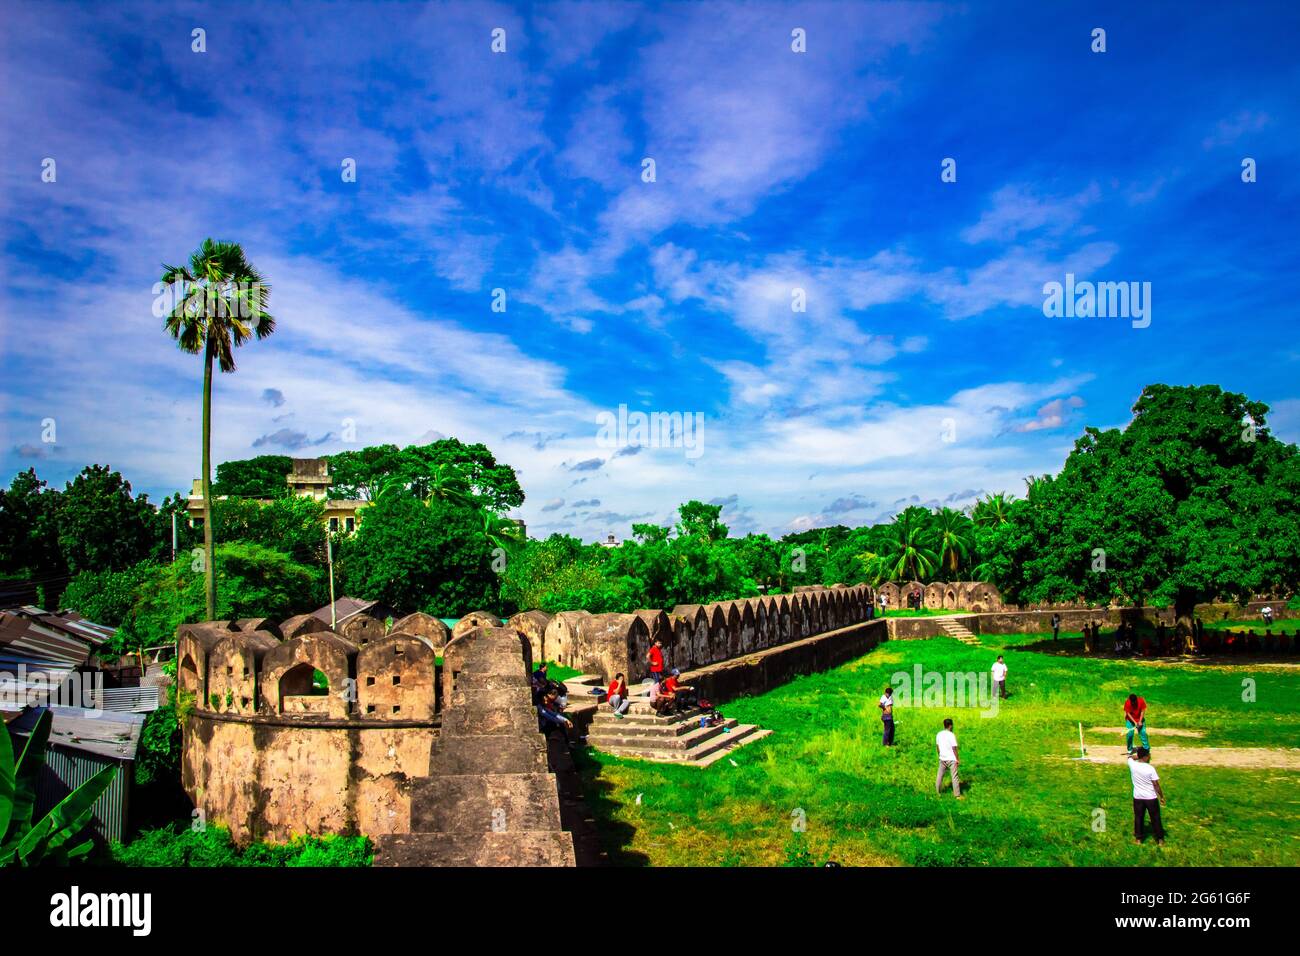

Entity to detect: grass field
[574,631,1300,866]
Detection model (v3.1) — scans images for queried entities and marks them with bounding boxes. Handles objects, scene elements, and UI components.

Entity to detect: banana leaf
[7,709,53,843]
[0,718,14,841]
[15,763,116,865]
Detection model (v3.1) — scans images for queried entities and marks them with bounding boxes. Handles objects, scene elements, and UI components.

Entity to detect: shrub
[110,823,372,867]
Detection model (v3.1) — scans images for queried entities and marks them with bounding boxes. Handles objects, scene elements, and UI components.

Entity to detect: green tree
[212,494,327,566]
[61,561,159,627]
[211,455,293,497]
[121,542,322,651]
[860,507,939,583]
[932,507,974,576]
[162,238,275,619]
[339,492,496,616]
[991,384,1300,637]
[325,444,406,501]
[0,469,65,584]
[56,465,157,576]
[676,500,728,542]
[971,492,1015,529]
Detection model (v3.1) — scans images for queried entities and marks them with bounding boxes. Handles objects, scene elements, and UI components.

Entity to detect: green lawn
[573,632,1299,866]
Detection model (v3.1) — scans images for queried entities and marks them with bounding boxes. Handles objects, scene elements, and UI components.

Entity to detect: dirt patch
[1071,745,1300,770]
[1089,727,1205,738]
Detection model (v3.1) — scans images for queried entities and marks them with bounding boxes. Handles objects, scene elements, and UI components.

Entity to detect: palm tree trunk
[202,340,216,620]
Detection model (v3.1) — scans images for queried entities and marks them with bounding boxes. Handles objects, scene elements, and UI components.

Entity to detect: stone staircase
[937,617,981,646]
[587,698,771,767]
[374,628,576,866]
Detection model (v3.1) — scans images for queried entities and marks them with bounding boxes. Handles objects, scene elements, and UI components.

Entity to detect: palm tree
[858,508,939,583]
[162,239,274,618]
[425,461,472,506]
[971,492,1015,529]
[932,506,974,574]
[480,510,525,555]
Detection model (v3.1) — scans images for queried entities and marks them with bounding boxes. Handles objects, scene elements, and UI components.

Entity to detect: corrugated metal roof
[0,612,96,667]
[312,596,378,625]
[8,606,114,646]
[5,705,144,760]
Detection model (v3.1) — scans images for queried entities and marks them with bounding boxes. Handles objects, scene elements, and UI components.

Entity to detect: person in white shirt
[878,686,896,747]
[935,718,962,798]
[991,655,1008,699]
[1128,747,1166,845]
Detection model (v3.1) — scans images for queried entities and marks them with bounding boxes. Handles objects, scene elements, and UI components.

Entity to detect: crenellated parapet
[531,585,878,681]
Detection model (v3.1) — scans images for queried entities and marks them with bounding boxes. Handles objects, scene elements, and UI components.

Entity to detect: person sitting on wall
[607,672,631,718]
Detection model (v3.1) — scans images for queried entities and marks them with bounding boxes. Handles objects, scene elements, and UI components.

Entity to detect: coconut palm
[162,239,274,618]
[971,492,1015,529]
[480,510,525,555]
[933,506,974,574]
[859,507,939,583]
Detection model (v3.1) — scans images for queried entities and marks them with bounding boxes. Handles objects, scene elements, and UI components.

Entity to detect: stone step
[410,772,562,832]
[591,722,766,764]
[431,733,548,775]
[593,706,705,726]
[590,711,722,738]
[691,727,775,767]
[374,830,576,867]
[588,717,742,752]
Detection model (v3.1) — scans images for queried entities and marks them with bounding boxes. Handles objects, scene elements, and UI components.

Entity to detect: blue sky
[2,0,1298,540]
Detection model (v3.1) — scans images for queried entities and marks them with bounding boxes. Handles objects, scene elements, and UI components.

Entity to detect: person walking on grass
[1051,613,1061,641]
[1123,693,1150,754]
[878,685,896,746]
[1128,747,1166,846]
[935,718,962,798]
[991,655,1008,699]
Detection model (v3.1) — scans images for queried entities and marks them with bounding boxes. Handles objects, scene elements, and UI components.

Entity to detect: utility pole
[326,529,337,629]
[171,512,178,563]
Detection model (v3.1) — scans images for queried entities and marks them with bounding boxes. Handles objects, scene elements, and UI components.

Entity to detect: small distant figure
[647,638,666,685]
[1123,693,1150,754]
[1050,613,1061,641]
[991,655,1008,699]
[878,593,888,614]
[1261,606,1274,626]
[878,685,896,746]
[607,672,630,718]
[1128,747,1166,846]
[935,718,962,798]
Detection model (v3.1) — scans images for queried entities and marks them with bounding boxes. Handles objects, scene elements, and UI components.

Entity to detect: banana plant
[1,710,117,866]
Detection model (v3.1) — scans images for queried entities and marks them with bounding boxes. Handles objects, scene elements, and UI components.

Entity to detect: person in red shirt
[647,639,666,685]
[657,669,697,715]
[1124,693,1150,754]
[607,672,630,718]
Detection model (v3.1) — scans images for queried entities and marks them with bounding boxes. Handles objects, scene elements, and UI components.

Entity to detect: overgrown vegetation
[109,823,371,867]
